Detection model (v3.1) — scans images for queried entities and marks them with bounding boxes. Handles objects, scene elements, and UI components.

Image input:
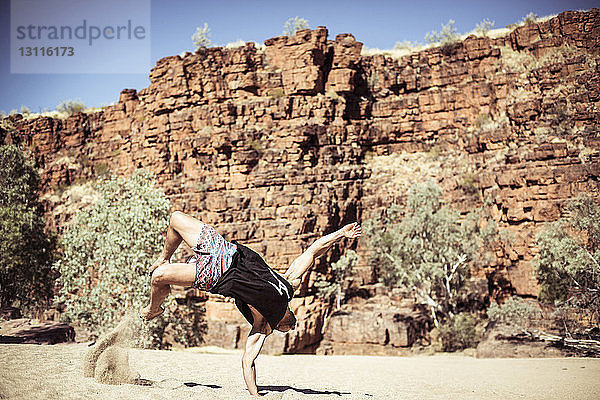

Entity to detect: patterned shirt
[187,224,237,291]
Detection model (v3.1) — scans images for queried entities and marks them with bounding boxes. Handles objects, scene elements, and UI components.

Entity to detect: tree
[425,19,461,54]
[19,105,32,115]
[534,193,600,330]
[0,145,56,314]
[57,99,85,116]
[474,18,495,37]
[365,181,498,328]
[283,17,309,37]
[315,250,359,310]
[192,23,211,50]
[54,170,204,348]
[523,12,538,25]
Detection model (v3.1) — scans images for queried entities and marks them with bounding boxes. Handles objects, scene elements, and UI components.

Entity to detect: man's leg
[141,262,197,320]
[150,211,209,274]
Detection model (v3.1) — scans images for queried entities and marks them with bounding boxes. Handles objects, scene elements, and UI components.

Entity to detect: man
[141,211,361,397]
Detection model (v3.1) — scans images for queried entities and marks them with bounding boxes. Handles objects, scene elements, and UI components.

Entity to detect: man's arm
[242,305,272,397]
[284,222,361,290]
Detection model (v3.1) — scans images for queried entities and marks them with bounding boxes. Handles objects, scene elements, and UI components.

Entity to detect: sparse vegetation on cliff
[474,18,495,37]
[19,105,32,116]
[499,45,598,75]
[56,99,86,116]
[425,19,461,54]
[0,145,57,315]
[192,23,211,50]
[506,12,540,29]
[361,12,558,60]
[283,16,309,36]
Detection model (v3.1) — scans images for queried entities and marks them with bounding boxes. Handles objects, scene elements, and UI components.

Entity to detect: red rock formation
[2,9,599,353]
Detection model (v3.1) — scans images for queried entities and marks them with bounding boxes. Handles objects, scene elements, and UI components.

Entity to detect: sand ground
[0,343,599,400]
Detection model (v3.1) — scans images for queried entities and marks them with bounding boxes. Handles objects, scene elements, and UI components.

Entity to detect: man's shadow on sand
[131,379,222,389]
[183,382,222,389]
[258,385,351,396]
[137,381,360,396]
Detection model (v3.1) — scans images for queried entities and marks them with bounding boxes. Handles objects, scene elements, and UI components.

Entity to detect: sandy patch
[1,343,599,399]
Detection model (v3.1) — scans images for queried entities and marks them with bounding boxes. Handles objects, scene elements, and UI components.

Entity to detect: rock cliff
[2,9,599,353]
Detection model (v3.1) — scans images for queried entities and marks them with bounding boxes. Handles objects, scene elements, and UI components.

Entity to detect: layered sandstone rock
[317,294,430,355]
[2,9,599,353]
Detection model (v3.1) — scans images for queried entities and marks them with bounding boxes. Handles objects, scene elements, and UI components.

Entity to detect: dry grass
[361,13,560,61]
[499,45,599,76]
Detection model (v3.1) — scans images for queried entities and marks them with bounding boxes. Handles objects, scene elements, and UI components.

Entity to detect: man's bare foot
[140,305,164,321]
[149,258,168,276]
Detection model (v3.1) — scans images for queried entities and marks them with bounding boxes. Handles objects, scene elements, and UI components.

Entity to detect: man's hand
[340,222,362,239]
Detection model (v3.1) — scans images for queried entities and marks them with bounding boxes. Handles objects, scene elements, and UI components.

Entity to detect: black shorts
[209,242,294,329]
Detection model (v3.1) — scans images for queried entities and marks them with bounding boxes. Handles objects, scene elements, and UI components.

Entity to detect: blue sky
[1,0,597,114]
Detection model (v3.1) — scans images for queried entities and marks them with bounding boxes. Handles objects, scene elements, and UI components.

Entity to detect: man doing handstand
[141,211,361,397]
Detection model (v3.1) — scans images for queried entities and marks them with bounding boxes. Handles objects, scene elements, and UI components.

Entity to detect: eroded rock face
[316,295,430,354]
[2,9,599,353]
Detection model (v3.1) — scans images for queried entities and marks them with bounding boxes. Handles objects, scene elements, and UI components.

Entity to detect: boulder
[476,323,566,358]
[0,319,75,344]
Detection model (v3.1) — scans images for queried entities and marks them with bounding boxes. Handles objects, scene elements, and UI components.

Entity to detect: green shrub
[506,12,538,29]
[487,296,540,327]
[19,105,32,115]
[315,250,359,309]
[249,140,264,152]
[459,172,479,196]
[57,99,86,116]
[0,145,57,314]
[523,12,538,25]
[267,88,285,98]
[438,312,482,351]
[474,113,492,130]
[283,16,309,36]
[534,194,600,313]
[546,102,573,136]
[474,19,495,37]
[365,181,499,328]
[367,71,379,90]
[93,163,109,177]
[54,170,203,348]
[425,19,461,54]
[192,23,211,50]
